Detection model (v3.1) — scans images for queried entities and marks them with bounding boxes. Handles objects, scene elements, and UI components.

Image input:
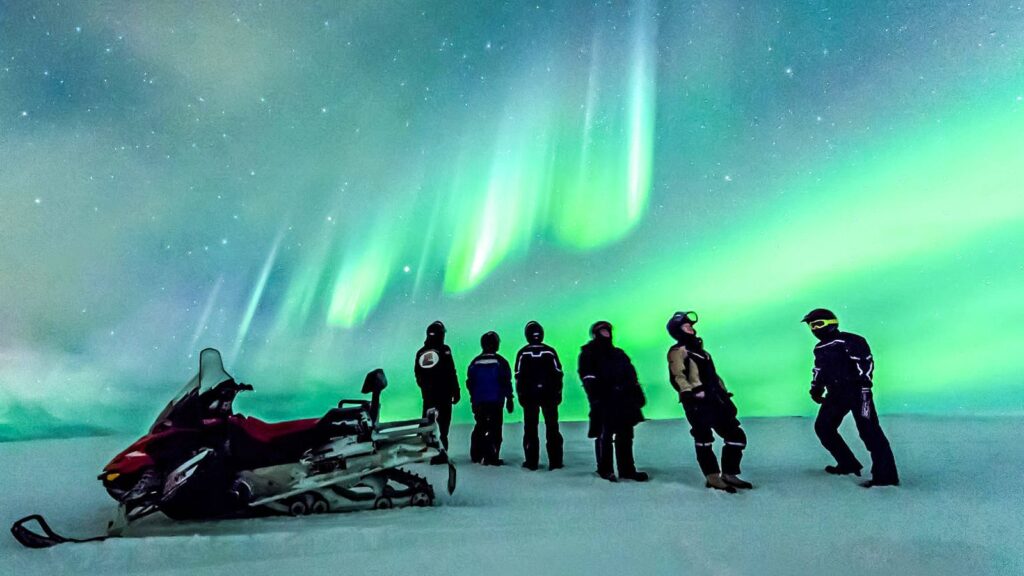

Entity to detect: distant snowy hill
[0,400,110,442]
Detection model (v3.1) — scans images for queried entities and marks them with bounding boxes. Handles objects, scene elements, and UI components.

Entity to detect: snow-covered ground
[3,416,1022,576]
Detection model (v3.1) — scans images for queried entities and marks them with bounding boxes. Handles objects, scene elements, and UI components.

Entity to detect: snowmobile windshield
[149,348,235,432]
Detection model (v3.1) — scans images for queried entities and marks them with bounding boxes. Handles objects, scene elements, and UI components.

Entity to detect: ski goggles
[807,318,838,330]
[673,311,698,325]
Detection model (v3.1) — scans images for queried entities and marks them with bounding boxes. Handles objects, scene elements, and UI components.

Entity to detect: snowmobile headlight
[105,473,121,482]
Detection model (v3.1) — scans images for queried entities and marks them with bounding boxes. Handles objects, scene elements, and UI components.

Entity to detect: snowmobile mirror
[361,369,387,394]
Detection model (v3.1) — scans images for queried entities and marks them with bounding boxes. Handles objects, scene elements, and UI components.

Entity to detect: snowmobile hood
[102,433,166,475]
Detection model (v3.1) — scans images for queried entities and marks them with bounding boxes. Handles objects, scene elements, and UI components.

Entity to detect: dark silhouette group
[413,308,900,491]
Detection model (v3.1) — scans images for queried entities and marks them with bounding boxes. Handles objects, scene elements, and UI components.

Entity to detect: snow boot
[598,471,618,483]
[620,471,650,482]
[860,478,899,488]
[430,453,449,466]
[705,473,737,493]
[548,462,564,471]
[825,465,861,476]
[522,461,539,471]
[722,474,753,489]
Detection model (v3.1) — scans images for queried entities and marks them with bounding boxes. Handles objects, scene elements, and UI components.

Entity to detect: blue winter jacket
[466,353,513,404]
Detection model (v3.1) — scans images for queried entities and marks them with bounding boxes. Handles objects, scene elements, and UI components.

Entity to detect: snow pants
[595,423,638,477]
[815,388,899,483]
[522,402,563,468]
[682,395,746,476]
[470,402,505,464]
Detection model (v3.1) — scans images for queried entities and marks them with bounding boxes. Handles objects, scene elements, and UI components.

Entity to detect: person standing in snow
[802,308,899,488]
[666,311,752,492]
[515,321,564,471]
[578,321,649,482]
[414,320,460,465]
[466,331,514,466]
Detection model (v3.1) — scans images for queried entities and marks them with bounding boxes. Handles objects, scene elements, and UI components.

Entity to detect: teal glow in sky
[1,1,1023,439]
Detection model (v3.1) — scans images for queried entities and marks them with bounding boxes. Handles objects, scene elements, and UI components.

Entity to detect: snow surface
[3,416,1022,576]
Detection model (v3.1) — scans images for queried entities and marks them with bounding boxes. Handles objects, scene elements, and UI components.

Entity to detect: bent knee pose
[666,311,752,493]
[802,308,899,488]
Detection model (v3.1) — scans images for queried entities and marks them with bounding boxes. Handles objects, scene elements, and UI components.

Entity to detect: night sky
[2,1,1023,438]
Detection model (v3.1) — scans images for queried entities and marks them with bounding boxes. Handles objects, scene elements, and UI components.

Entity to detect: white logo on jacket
[418,350,440,369]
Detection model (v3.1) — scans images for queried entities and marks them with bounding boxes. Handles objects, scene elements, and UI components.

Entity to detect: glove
[809,388,824,404]
[506,397,515,414]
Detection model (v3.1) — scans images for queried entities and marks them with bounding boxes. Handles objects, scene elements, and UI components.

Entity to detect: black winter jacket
[514,343,564,406]
[415,341,460,407]
[578,340,645,437]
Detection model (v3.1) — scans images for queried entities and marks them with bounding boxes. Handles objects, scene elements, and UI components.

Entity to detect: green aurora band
[0,1,1022,439]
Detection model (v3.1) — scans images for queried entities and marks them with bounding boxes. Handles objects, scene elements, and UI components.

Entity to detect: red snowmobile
[11,348,455,548]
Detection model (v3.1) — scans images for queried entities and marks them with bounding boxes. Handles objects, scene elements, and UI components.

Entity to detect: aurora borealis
[1,1,1023,439]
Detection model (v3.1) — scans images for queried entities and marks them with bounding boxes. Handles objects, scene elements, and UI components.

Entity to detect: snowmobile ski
[10,514,119,549]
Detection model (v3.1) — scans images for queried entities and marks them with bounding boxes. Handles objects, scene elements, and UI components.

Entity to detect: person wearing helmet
[466,331,514,466]
[515,321,564,471]
[578,321,649,482]
[414,320,460,464]
[666,311,752,492]
[802,308,899,488]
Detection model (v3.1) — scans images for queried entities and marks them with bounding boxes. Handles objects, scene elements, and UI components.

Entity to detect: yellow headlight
[105,473,121,482]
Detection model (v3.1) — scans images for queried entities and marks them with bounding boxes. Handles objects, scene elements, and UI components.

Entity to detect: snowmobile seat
[235,416,320,444]
[318,405,373,439]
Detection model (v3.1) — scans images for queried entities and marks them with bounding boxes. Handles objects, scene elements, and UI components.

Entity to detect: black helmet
[525,321,544,344]
[801,308,839,332]
[426,321,446,343]
[589,320,613,341]
[801,308,836,323]
[481,331,500,353]
[666,311,698,341]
